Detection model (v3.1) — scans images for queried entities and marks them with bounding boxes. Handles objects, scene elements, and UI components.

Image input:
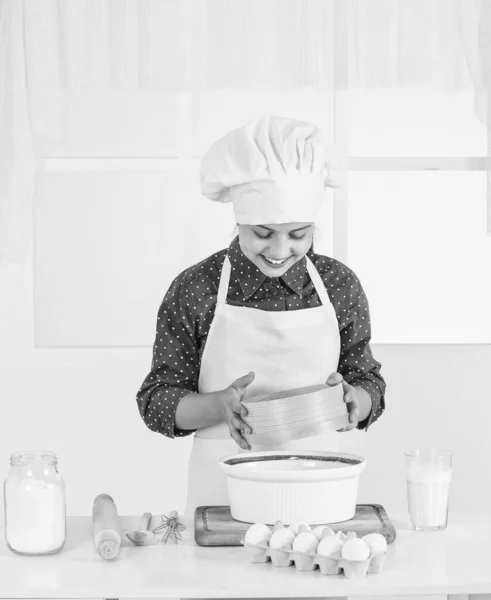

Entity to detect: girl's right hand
[220,371,255,450]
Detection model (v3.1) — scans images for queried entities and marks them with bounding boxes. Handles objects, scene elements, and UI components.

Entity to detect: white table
[0,513,490,600]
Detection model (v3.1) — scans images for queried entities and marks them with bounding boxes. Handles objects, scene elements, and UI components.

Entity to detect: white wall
[356,343,491,520]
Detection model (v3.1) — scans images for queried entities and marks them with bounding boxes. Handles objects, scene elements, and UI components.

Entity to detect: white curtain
[0,0,490,263]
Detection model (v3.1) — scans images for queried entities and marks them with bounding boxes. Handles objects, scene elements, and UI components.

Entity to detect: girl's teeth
[264,256,288,265]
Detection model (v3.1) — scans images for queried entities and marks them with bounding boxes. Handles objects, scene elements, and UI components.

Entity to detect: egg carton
[244,542,386,579]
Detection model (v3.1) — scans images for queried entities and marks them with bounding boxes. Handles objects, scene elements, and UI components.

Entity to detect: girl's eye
[253,231,308,240]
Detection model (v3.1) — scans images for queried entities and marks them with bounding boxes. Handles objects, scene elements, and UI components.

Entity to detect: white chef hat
[200,115,339,225]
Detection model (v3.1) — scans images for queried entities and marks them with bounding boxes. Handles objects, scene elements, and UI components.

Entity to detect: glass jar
[4,450,66,555]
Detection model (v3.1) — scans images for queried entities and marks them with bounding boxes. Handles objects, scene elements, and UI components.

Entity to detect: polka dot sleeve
[136,273,200,439]
[334,269,386,431]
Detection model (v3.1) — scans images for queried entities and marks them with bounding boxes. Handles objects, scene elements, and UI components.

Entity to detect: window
[34,88,490,346]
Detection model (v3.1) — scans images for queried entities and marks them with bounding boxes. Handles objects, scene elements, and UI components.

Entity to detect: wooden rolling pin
[92,493,121,560]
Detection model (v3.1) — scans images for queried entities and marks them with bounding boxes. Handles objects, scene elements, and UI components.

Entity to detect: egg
[288,522,311,535]
[362,533,387,553]
[244,523,272,546]
[269,527,295,549]
[312,525,335,540]
[292,531,319,553]
[317,535,344,557]
[341,538,371,561]
[320,527,336,540]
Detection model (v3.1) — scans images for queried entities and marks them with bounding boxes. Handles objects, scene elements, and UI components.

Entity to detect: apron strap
[216,255,232,305]
[305,255,332,307]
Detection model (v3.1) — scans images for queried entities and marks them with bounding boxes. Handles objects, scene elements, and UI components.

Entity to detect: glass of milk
[405,448,452,531]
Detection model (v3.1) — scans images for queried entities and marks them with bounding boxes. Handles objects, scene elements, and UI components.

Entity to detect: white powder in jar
[5,477,66,554]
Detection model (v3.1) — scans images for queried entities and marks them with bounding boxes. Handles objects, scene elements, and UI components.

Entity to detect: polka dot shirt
[136,236,386,439]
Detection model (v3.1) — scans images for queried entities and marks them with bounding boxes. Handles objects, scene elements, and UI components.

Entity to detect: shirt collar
[227,237,306,300]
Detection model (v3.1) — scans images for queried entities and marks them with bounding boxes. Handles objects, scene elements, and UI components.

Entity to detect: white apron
[184,254,360,519]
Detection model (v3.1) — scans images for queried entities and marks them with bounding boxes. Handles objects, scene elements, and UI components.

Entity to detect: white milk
[406,463,452,528]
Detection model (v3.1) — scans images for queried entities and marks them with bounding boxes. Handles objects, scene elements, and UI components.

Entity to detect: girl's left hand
[326,372,359,431]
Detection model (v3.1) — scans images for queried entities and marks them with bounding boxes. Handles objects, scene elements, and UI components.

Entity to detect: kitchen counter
[0,512,491,599]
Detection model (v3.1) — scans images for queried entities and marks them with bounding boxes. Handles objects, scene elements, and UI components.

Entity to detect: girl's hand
[220,371,255,450]
[326,372,359,432]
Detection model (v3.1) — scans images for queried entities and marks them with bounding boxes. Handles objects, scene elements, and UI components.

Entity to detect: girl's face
[238,222,314,277]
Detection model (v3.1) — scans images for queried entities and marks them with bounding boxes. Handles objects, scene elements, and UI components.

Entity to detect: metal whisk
[152,510,186,544]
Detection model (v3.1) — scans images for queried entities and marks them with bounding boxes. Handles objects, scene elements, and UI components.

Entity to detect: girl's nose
[268,236,290,258]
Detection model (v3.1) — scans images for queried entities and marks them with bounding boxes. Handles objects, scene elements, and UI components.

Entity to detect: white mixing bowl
[219,450,366,525]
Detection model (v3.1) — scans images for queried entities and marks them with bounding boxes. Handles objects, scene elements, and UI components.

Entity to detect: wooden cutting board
[194,503,396,547]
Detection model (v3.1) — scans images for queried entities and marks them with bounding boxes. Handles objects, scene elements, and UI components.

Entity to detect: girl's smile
[238,222,314,277]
